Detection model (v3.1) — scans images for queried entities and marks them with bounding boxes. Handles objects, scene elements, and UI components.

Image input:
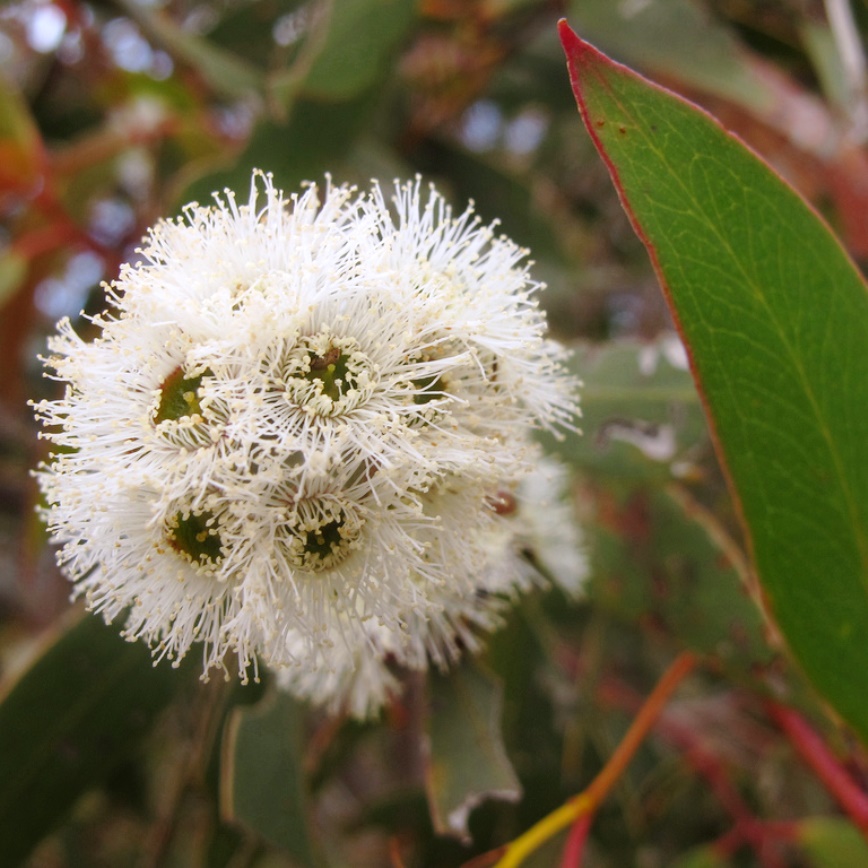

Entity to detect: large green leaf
[559,24,868,739]
[0,611,195,867]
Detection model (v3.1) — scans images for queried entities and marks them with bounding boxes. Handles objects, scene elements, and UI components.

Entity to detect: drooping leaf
[560,24,868,739]
[0,610,195,867]
[301,0,415,101]
[424,660,521,843]
[220,688,316,866]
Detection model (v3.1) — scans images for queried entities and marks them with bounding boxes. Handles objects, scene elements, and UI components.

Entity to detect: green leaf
[221,688,316,866]
[0,251,27,310]
[797,816,868,867]
[800,21,852,112]
[424,660,521,843]
[112,0,261,99]
[296,0,415,102]
[559,25,868,739]
[670,844,732,868]
[0,77,43,193]
[0,610,195,867]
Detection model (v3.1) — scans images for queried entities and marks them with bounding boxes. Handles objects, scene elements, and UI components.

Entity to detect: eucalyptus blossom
[34,171,580,716]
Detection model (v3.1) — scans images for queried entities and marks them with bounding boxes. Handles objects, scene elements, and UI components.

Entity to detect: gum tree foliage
[1,1,867,866]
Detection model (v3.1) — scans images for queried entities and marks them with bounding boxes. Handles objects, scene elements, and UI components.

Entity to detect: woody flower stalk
[33,171,580,717]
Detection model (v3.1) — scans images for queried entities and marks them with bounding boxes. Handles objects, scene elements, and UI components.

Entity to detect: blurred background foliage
[1,0,868,866]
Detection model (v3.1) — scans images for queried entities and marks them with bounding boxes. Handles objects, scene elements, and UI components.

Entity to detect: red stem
[766,701,868,836]
[595,676,790,867]
[560,813,592,868]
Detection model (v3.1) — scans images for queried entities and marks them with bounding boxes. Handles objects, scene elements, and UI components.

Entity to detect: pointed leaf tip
[558,19,583,56]
[558,18,600,66]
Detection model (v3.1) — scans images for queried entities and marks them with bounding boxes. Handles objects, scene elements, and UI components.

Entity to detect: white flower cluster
[34,172,580,717]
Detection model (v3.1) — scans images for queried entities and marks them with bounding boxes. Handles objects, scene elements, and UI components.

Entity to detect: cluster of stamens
[150,328,454,582]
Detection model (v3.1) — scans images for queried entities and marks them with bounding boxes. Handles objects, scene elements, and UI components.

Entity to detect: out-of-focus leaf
[560,26,868,739]
[292,0,416,102]
[0,251,27,310]
[670,844,732,868]
[590,484,772,669]
[179,88,378,205]
[797,816,868,866]
[424,660,521,843]
[57,155,129,226]
[0,610,195,868]
[567,0,776,114]
[0,76,43,195]
[112,0,262,99]
[548,337,706,481]
[422,140,568,261]
[800,22,851,112]
[179,0,414,202]
[221,689,315,866]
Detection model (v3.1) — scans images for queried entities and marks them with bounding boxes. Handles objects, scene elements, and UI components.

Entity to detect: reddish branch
[766,701,868,837]
[560,814,592,868]
[595,674,792,867]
